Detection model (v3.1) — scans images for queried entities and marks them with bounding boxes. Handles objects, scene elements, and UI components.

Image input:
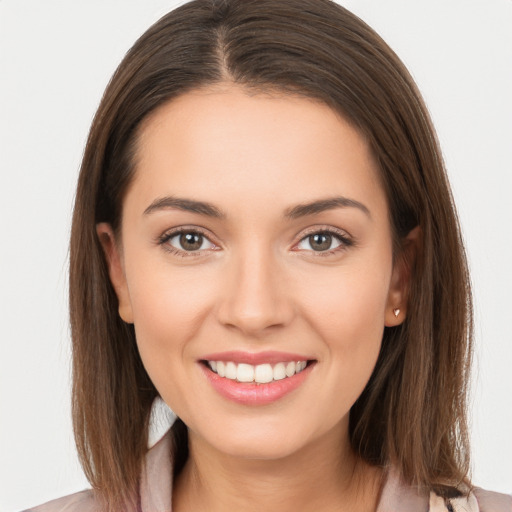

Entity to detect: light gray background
[1,1,511,510]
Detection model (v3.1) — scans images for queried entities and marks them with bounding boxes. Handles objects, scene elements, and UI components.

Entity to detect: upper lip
[200,351,315,365]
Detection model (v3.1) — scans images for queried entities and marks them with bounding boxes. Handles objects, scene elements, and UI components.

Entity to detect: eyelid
[292,225,354,254]
[156,225,219,256]
[155,224,354,257]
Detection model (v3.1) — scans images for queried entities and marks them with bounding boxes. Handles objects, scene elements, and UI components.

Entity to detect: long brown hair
[69,0,473,509]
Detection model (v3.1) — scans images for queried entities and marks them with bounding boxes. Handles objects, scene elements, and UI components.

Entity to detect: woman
[24,0,512,511]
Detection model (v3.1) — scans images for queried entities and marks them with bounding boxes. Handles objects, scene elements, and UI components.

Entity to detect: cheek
[300,258,391,340]
[127,249,216,326]
[124,257,216,383]
[296,256,392,409]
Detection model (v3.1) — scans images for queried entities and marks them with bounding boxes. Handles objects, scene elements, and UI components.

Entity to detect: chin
[215,434,306,461]
[191,414,324,461]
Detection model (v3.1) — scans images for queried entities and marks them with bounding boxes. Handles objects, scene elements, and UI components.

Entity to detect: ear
[385,226,422,327]
[96,223,134,324]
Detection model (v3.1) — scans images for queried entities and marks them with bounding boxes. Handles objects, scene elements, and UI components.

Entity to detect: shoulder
[379,467,512,512]
[21,424,175,512]
[472,487,512,511]
[22,489,101,512]
[430,488,512,512]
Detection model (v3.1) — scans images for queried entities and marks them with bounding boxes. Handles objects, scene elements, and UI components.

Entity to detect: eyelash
[295,227,354,257]
[157,226,216,258]
[156,226,354,258]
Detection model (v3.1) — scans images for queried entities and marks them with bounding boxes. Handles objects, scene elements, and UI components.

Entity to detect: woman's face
[101,85,407,460]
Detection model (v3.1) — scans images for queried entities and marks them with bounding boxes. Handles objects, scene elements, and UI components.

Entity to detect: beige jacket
[26,431,512,512]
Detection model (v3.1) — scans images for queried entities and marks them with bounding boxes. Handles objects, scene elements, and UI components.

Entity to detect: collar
[139,429,434,512]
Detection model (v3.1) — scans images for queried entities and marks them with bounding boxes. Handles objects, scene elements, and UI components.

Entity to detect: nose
[216,246,295,336]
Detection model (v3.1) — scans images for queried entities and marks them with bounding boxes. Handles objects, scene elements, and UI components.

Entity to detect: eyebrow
[284,196,371,219]
[143,195,370,219]
[143,196,226,218]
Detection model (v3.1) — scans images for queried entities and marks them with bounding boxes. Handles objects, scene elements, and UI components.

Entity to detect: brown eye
[166,231,215,252]
[296,231,346,253]
[309,233,332,251]
[180,233,203,251]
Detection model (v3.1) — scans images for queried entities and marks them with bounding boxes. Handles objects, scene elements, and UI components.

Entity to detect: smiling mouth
[202,360,315,384]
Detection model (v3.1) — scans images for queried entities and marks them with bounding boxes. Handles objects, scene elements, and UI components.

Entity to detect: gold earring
[393,308,400,318]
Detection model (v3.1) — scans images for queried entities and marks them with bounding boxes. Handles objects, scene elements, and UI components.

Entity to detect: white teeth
[225,361,237,380]
[285,361,296,377]
[254,364,273,383]
[273,362,286,380]
[296,361,307,373]
[207,359,309,383]
[237,363,255,382]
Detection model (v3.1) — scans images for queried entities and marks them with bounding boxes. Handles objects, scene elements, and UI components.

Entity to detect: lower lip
[199,362,315,405]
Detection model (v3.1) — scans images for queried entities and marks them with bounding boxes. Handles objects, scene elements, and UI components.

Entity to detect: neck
[172,422,384,512]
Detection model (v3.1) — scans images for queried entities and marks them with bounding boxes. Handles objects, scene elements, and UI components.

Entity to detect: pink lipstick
[199,351,316,405]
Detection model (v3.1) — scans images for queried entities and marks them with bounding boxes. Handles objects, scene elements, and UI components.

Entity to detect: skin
[98,84,414,512]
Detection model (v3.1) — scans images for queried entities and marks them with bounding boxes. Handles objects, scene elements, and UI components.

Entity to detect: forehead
[128,84,386,219]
